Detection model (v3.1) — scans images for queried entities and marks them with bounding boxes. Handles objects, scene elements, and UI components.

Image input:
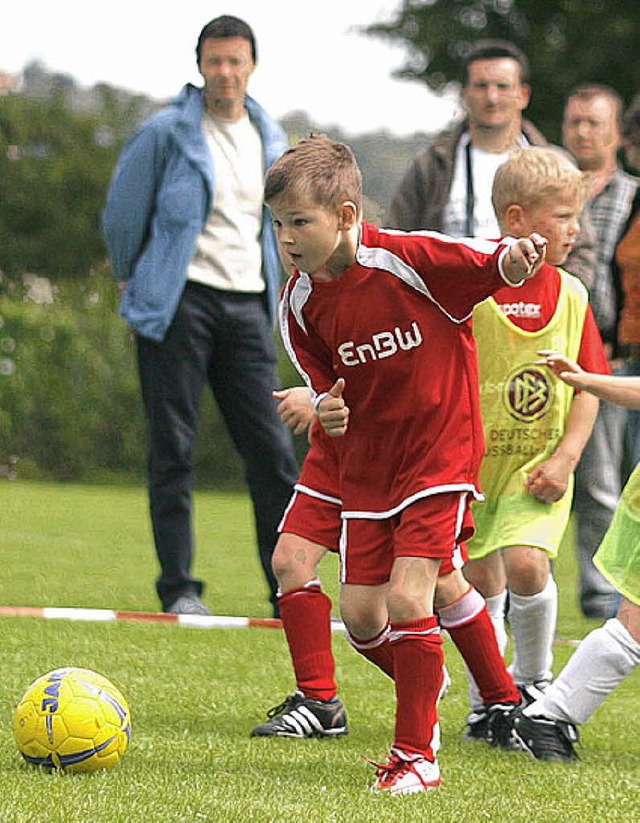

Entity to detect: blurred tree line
[364,0,640,143]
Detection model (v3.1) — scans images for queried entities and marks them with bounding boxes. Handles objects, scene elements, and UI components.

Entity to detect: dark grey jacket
[385,117,595,290]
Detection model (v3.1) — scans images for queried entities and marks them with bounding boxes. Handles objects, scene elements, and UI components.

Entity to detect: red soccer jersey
[279,221,517,517]
[490,263,609,374]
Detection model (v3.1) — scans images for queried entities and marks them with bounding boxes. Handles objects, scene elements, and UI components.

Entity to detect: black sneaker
[518,682,549,707]
[165,594,211,616]
[486,702,521,750]
[511,708,579,761]
[251,691,348,738]
[464,708,491,742]
[464,703,519,749]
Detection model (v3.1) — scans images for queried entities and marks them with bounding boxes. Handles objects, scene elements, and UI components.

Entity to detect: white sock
[465,589,508,711]
[486,590,509,655]
[508,576,557,686]
[526,618,640,725]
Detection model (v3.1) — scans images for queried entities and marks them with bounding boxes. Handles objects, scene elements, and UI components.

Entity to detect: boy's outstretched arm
[538,350,640,410]
[502,233,547,284]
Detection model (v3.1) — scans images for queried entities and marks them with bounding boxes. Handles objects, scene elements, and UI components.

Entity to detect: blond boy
[464,147,608,735]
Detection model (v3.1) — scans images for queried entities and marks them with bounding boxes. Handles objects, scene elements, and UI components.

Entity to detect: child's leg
[504,545,557,687]
[342,493,471,793]
[251,530,348,739]
[341,582,394,678]
[340,558,444,761]
[526,600,640,725]
[485,591,509,655]
[436,569,520,707]
[391,615,444,757]
[387,556,444,760]
[462,553,510,709]
[272,532,337,701]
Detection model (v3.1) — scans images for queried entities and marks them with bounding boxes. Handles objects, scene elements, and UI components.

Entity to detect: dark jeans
[136,282,298,615]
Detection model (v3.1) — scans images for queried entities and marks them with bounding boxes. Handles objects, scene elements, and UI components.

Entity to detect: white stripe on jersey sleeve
[278,275,317,398]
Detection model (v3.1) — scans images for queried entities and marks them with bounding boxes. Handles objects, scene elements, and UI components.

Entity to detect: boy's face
[514,193,581,266]
[268,193,353,280]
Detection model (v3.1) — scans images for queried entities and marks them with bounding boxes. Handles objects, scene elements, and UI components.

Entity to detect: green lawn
[0,481,637,822]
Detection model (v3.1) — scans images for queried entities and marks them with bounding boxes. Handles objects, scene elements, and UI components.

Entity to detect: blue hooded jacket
[102,84,288,341]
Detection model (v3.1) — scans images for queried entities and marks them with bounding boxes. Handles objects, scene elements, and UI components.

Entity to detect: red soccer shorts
[281,485,471,581]
[279,488,342,551]
[340,491,474,585]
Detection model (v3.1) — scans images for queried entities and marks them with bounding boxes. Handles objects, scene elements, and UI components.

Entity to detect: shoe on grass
[165,594,211,616]
[370,748,441,795]
[518,682,550,707]
[486,702,521,750]
[464,702,519,749]
[251,691,348,738]
[511,708,579,762]
[464,707,491,742]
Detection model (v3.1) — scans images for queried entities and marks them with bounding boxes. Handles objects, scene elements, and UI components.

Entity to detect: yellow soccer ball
[13,667,131,773]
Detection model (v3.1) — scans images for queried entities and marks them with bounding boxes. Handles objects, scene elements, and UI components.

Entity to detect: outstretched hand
[536,350,585,388]
[504,233,547,283]
[317,378,350,437]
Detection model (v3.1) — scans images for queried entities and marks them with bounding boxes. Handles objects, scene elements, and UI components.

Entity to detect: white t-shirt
[442,134,519,239]
[188,110,265,293]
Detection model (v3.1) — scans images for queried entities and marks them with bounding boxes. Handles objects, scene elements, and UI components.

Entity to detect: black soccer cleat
[465,702,520,749]
[517,682,549,707]
[464,707,491,742]
[486,702,522,750]
[511,708,579,762]
[251,691,348,738]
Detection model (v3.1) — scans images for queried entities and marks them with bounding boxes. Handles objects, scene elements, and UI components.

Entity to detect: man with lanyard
[386,38,595,287]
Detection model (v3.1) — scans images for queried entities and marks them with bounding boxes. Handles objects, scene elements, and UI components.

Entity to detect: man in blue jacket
[103,15,298,617]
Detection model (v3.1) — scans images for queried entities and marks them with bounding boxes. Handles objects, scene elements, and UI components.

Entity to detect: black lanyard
[465,139,475,237]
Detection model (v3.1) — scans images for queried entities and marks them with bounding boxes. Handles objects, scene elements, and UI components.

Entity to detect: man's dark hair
[462,39,530,86]
[196,15,257,65]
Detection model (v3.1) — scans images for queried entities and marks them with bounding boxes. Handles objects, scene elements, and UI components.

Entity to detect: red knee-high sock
[390,616,443,761]
[346,624,395,679]
[279,585,337,702]
[438,586,520,706]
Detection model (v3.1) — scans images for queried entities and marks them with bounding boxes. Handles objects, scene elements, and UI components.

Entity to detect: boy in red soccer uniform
[251,389,522,745]
[265,135,545,795]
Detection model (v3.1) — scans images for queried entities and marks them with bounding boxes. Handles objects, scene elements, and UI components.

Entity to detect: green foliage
[364,0,640,142]
[0,484,637,822]
[0,94,120,280]
[0,273,142,479]
[0,273,283,485]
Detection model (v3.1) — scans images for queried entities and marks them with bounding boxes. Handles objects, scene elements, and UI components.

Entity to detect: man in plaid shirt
[562,83,639,618]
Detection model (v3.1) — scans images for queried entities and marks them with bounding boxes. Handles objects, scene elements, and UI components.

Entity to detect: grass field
[0,481,638,822]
